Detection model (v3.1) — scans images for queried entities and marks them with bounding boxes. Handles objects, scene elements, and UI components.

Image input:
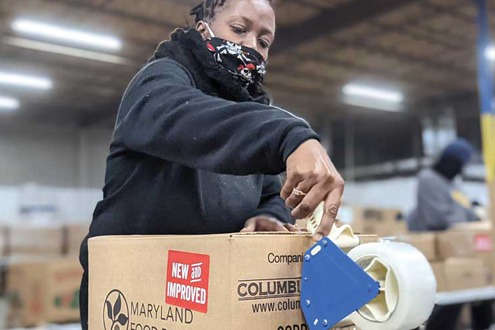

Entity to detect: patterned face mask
[203,22,267,87]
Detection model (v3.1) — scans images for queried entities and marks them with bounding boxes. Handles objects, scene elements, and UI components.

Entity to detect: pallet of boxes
[0,222,89,328]
[429,222,493,293]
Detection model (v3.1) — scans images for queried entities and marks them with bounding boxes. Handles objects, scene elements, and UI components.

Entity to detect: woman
[79,0,344,328]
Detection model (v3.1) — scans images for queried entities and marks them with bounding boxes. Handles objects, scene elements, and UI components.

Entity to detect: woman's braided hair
[190,0,274,24]
[190,0,226,24]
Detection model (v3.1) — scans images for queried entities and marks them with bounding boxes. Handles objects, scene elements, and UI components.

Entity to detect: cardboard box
[0,226,8,257]
[395,233,437,261]
[450,221,492,232]
[432,258,491,292]
[436,229,493,259]
[89,233,362,330]
[444,258,491,291]
[438,225,495,285]
[350,207,407,237]
[489,182,495,226]
[5,257,83,327]
[429,262,447,292]
[9,225,64,257]
[64,224,89,256]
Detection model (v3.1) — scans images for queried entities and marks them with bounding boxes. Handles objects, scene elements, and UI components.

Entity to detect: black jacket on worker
[78,28,318,328]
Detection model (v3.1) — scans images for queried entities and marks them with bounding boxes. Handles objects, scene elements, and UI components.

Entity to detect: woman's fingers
[280,171,303,200]
[284,223,301,232]
[290,182,328,219]
[241,216,289,232]
[290,168,337,219]
[312,182,344,241]
[284,180,315,209]
[272,221,290,232]
[282,139,345,235]
[240,218,257,232]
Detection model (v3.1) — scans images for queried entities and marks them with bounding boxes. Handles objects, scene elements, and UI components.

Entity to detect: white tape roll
[347,242,437,330]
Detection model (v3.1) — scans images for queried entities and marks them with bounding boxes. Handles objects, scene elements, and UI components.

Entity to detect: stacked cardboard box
[429,258,490,292]
[428,262,447,292]
[391,221,494,292]
[63,224,88,256]
[349,207,407,237]
[0,222,89,258]
[3,257,83,328]
[8,224,64,257]
[395,232,437,261]
[431,223,493,292]
[437,223,495,290]
[89,232,378,330]
[437,224,492,260]
[0,222,89,327]
[0,226,8,257]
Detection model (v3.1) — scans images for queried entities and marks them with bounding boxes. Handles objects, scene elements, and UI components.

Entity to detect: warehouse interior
[0,0,495,329]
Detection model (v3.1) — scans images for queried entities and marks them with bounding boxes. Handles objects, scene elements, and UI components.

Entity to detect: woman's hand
[281,139,345,241]
[240,216,300,232]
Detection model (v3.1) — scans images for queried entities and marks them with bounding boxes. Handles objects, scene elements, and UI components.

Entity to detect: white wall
[0,122,112,223]
[0,122,79,186]
[78,126,113,188]
[0,185,101,223]
[0,122,112,188]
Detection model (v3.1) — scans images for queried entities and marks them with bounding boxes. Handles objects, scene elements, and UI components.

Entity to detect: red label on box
[474,234,493,252]
[165,250,210,313]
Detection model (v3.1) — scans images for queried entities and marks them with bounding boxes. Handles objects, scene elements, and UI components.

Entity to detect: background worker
[408,138,493,330]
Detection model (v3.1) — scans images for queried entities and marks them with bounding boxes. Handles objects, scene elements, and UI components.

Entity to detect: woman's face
[196,0,275,60]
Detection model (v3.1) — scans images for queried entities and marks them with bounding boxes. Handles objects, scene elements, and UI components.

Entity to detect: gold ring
[292,188,307,197]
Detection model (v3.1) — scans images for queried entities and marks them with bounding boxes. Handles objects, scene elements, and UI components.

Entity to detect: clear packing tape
[348,241,436,330]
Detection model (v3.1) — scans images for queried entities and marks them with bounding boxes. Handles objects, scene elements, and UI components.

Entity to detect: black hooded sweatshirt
[78,28,318,328]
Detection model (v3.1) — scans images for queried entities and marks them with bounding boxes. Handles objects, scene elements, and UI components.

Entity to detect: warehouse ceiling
[0,0,494,127]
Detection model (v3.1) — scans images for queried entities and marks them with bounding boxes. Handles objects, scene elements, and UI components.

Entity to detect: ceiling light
[11,19,122,51]
[343,83,404,103]
[0,96,20,112]
[3,37,132,65]
[343,96,403,112]
[0,72,52,90]
[486,45,495,61]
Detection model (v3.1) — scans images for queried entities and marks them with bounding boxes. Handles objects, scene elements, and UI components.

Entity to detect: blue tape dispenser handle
[300,236,379,330]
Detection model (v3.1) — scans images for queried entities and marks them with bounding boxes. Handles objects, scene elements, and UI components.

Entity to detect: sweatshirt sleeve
[417,175,468,230]
[251,175,294,224]
[112,58,319,175]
